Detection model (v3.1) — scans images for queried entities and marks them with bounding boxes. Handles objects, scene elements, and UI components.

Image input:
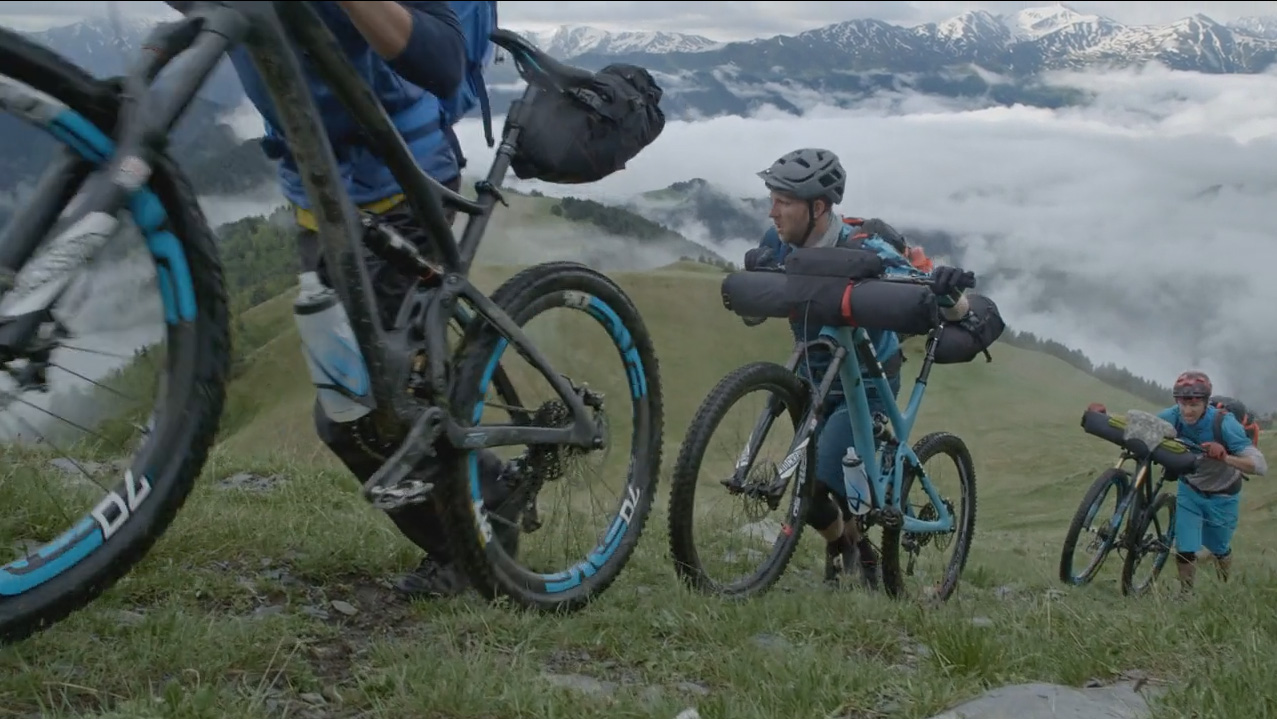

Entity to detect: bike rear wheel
[1058,467,1130,586]
[881,431,977,602]
[441,262,663,613]
[667,361,815,598]
[1120,491,1176,596]
[0,29,229,643]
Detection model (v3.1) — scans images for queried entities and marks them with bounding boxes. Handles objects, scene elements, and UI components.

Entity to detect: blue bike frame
[826,324,954,535]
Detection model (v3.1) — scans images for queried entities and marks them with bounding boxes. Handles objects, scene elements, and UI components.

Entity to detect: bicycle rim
[667,360,815,598]
[442,262,663,613]
[1058,468,1130,586]
[0,30,228,643]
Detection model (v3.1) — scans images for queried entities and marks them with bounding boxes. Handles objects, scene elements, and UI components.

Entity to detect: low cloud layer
[453,63,1277,410]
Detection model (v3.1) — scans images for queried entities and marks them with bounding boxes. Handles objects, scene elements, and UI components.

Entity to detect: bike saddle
[491,28,598,89]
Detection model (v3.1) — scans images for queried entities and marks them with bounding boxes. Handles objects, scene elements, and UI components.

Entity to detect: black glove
[929,265,970,296]
[744,247,777,271]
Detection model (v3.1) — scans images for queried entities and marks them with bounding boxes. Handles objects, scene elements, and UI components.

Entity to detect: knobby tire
[881,431,977,602]
[1058,467,1130,586]
[441,262,663,613]
[667,361,815,598]
[0,28,230,644]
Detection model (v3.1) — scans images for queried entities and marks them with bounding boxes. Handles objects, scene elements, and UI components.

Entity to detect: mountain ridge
[7,6,1277,125]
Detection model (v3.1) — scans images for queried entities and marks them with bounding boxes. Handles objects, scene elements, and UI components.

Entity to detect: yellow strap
[294,193,407,232]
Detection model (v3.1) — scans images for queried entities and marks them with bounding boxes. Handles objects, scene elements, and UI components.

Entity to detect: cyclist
[743,148,973,589]
[165,0,513,600]
[1157,370,1268,591]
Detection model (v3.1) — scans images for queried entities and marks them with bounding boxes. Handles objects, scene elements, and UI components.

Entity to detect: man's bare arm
[335,1,414,59]
[336,1,465,97]
[1225,446,1267,476]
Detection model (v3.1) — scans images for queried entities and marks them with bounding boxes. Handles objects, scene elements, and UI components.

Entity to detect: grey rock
[927,681,1159,719]
[675,681,711,696]
[330,600,358,616]
[216,471,284,492]
[541,672,618,697]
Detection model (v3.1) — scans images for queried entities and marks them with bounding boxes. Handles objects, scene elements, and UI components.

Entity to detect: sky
[1,1,1276,38]
[446,64,1277,409]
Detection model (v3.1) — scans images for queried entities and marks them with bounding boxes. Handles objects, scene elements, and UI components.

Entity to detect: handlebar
[876,271,978,292]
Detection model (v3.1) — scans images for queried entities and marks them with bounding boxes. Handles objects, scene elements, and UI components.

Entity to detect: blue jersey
[752,218,950,395]
[226,1,468,209]
[1157,404,1252,494]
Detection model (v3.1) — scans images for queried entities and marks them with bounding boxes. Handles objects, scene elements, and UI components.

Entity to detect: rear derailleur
[491,377,607,534]
[0,310,70,395]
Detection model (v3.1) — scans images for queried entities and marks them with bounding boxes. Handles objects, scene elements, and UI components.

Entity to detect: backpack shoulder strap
[1212,407,1226,445]
[476,1,497,148]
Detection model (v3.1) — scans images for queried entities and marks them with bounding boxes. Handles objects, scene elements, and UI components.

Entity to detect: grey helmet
[756,148,846,206]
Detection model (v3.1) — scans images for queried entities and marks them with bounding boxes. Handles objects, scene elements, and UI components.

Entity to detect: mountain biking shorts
[1175,482,1241,559]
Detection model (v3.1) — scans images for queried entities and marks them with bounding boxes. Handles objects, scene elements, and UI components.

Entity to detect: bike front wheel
[667,361,815,599]
[882,431,977,602]
[1058,467,1131,586]
[0,29,230,643]
[441,262,663,613]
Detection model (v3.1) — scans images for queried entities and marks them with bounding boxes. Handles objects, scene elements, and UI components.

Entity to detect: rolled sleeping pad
[784,246,884,280]
[720,270,941,335]
[721,270,790,320]
[1079,409,1200,475]
[834,278,940,335]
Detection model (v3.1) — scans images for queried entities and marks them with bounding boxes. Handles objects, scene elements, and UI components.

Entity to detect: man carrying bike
[743,147,972,589]
[1158,370,1268,590]
[166,0,515,599]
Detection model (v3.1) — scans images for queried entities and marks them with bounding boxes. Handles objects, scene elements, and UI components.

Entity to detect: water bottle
[842,447,873,516]
[293,271,374,423]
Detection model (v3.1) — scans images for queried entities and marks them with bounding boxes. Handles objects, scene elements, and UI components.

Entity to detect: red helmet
[1172,370,1212,400]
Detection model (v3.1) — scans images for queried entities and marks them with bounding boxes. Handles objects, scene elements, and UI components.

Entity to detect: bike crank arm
[362,403,609,511]
[362,406,449,510]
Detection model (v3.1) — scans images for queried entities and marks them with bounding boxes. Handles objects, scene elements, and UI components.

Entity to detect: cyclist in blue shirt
[1158,370,1268,590]
[743,148,973,589]
[165,0,514,600]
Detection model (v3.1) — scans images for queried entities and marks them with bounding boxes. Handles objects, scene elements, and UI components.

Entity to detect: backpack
[1210,395,1262,447]
[440,1,499,168]
[509,63,666,185]
[843,217,933,273]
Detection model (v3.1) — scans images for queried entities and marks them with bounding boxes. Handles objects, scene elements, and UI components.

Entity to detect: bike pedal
[361,406,447,509]
[367,479,435,511]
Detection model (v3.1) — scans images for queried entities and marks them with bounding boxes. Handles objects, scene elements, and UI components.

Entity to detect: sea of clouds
[451,63,1277,411]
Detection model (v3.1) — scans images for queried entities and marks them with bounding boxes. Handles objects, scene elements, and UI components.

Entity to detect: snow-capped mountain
[509,26,722,58]
[6,5,1277,126]
[483,5,1277,119]
[1227,15,1277,40]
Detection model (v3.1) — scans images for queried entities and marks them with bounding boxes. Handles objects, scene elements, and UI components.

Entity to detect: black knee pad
[1176,551,1197,565]
[807,490,840,530]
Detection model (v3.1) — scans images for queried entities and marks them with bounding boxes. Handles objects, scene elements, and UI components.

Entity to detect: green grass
[2,262,1276,719]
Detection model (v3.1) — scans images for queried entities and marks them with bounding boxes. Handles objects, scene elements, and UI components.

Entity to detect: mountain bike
[1058,406,1203,595]
[668,257,981,601]
[0,2,663,643]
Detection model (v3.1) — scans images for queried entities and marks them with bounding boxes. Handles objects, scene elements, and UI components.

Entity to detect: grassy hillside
[455,183,727,269]
[2,259,1276,719]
